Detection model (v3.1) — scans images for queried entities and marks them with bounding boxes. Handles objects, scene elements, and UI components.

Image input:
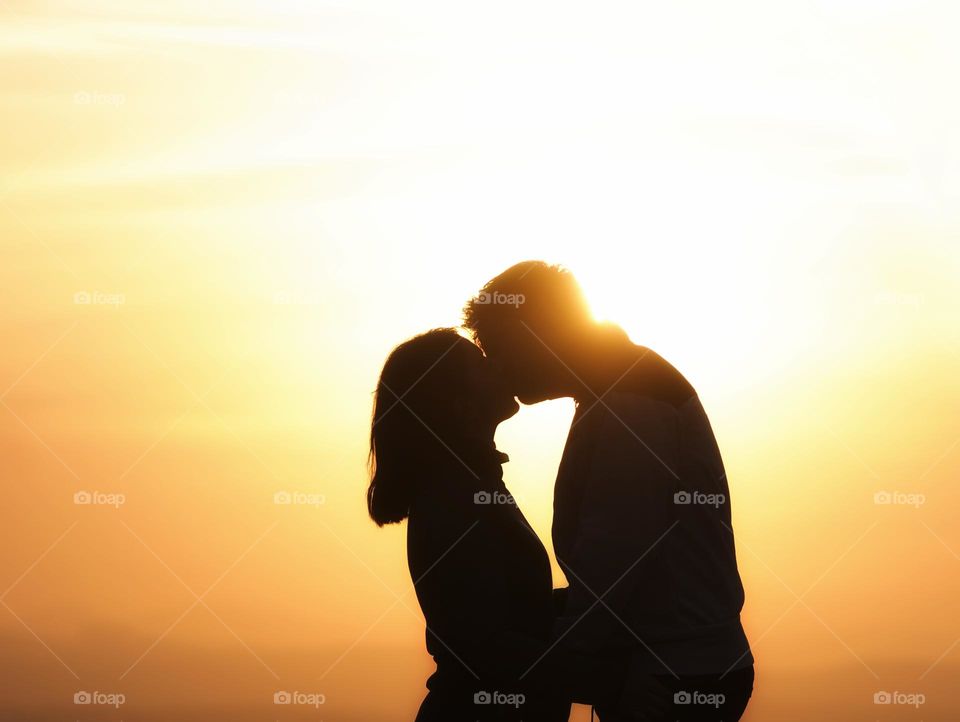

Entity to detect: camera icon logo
[674,691,692,705]
[274,691,292,704]
[474,491,492,505]
[74,691,92,704]
[673,491,692,505]
[273,491,292,505]
[874,691,892,704]
[74,491,92,505]
[73,291,92,305]
[873,491,892,505]
[474,691,492,704]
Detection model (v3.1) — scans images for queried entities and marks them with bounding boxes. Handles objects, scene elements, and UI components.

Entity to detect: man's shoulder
[598,388,685,421]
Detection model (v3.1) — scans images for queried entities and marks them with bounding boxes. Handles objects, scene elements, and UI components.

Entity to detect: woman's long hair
[367,328,477,526]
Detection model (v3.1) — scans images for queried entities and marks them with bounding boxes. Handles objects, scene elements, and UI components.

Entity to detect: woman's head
[367,328,518,526]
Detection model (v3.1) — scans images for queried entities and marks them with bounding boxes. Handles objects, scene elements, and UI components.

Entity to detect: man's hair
[462,261,592,347]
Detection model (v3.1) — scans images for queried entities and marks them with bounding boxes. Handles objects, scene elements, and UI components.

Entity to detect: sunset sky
[2,1,959,720]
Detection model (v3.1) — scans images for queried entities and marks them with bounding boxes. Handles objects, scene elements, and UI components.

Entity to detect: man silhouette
[464,261,754,721]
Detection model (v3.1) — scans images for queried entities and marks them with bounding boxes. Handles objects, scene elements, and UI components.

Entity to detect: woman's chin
[499,398,520,421]
[516,390,553,405]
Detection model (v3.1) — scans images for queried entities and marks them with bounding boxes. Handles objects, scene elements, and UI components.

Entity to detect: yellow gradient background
[1,2,959,720]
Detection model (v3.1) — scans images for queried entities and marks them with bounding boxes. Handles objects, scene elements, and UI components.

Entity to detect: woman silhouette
[368,329,631,721]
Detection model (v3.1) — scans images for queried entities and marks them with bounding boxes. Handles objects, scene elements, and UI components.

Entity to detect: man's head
[463,261,595,403]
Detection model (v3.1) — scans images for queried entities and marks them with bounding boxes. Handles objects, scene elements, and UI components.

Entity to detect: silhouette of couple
[368,262,754,721]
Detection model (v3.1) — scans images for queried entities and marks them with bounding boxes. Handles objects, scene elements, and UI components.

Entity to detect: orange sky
[2,2,959,720]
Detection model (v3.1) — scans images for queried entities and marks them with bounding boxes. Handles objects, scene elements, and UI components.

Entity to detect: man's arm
[555,392,680,653]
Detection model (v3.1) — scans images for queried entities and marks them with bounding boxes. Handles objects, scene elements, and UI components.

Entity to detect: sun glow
[2,2,960,721]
